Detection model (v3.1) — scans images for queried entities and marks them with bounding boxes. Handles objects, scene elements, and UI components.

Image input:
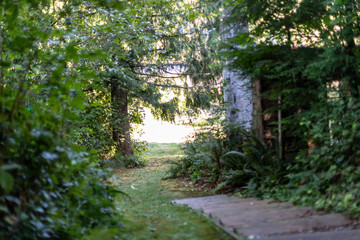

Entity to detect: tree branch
[145,81,214,90]
[160,69,211,76]
[135,71,211,79]
[135,72,185,79]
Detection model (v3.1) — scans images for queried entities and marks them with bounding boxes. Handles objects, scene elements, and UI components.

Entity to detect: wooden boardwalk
[173,195,360,240]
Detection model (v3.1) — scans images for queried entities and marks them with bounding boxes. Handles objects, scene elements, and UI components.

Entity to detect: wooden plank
[234,214,353,237]
[173,195,259,210]
[214,207,318,226]
[172,195,357,240]
[201,202,295,215]
[262,229,360,240]
[172,195,227,205]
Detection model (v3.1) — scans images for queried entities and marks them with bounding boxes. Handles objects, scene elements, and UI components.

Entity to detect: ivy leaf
[41,152,59,162]
[0,205,9,213]
[1,164,22,171]
[70,95,85,110]
[0,171,14,193]
[188,12,198,21]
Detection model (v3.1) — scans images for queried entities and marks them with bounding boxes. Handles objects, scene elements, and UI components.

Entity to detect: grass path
[114,143,232,240]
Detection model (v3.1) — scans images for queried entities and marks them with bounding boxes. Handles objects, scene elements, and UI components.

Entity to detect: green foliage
[212,0,360,217]
[65,0,223,157]
[221,135,282,191]
[173,0,360,219]
[168,126,224,180]
[72,105,114,157]
[111,154,148,168]
[171,121,285,195]
[285,98,360,217]
[168,123,245,182]
[0,1,126,239]
[0,120,124,240]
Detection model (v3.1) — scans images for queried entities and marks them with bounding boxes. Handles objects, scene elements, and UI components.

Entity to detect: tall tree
[73,0,223,157]
[221,1,253,131]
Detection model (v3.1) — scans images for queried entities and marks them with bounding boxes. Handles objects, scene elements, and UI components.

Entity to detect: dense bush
[220,134,284,195]
[109,153,148,168]
[0,122,124,240]
[72,103,115,158]
[170,122,282,190]
[168,125,225,180]
[284,98,360,217]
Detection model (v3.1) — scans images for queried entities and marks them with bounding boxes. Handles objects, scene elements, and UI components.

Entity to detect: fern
[220,134,284,188]
[221,151,247,170]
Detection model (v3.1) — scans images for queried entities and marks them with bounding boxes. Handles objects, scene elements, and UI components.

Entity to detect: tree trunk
[111,79,133,156]
[221,9,253,131]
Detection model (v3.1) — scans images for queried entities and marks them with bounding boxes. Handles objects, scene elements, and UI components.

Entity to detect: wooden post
[252,79,264,140]
[278,96,283,160]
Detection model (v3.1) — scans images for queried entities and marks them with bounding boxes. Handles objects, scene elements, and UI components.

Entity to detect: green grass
[115,142,233,240]
[142,142,184,159]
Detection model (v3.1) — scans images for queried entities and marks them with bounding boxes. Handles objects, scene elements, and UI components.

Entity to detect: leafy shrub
[0,1,125,238]
[221,135,281,183]
[170,120,289,197]
[104,140,148,168]
[72,104,115,158]
[216,98,360,217]
[109,154,148,168]
[131,140,148,157]
[0,125,124,240]
[219,133,287,196]
[168,123,247,183]
[285,98,360,218]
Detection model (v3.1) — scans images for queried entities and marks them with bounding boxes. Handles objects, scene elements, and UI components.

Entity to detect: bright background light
[134,109,195,143]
